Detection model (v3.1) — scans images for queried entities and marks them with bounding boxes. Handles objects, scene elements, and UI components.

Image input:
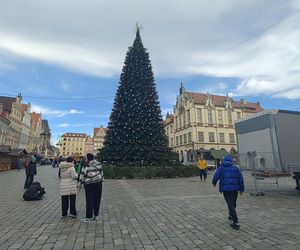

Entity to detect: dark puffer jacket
[212,155,244,193]
[26,161,37,176]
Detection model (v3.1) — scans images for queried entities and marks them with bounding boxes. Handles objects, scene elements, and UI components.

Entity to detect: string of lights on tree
[98,25,177,166]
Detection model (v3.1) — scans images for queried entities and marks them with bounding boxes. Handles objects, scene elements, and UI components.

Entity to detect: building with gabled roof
[19,103,31,150]
[85,135,94,155]
[93,126,107,155]
[0,113,10,146]
[28,112,42,154]
[164,83,263,160]
[60,132,87,157]
[40,120,52,157]
[0,94,23,148]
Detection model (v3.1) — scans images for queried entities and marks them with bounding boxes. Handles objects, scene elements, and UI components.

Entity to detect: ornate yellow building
[28,112,42,154]
[164,85,263,156]
[93,126,107,155]
[85,135,94,154]
[0,94,23,149]
[0,113,10,146]
[60,133,87,157]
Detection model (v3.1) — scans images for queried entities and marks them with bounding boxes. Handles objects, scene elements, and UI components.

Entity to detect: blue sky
[0,0,300,144]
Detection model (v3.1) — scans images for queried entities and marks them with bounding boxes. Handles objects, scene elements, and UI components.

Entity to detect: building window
[180,135,183,145]
[182,113,186,127]
[187,110,190,125]
[197,108,202,123]
[237,111,241,119]
[228,111,233,125]
[219,133,225,143]
[188,132,192,143]
[208,109,213,124]
[170,125,173,133]
[176,136,179,145]
[229,133,235,143]
[209,132,215,142]
[170,138,173,147]
[217,110,223,125]
[198,132,204,142]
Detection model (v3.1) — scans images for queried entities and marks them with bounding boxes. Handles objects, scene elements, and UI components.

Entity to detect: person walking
[24,156,37,189]
[59,156,78,218]
[197,157,207,181]
[79,153,103,223]
[212,155,244,230]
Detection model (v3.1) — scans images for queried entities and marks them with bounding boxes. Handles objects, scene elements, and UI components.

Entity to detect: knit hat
[223,155,233,162]
[31,156,36,162]
[86,153,94,161]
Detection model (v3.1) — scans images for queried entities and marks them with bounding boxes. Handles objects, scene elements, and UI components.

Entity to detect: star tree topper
[134,22,143,33]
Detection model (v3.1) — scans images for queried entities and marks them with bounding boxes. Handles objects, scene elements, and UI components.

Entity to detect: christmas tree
[99,26,177,166]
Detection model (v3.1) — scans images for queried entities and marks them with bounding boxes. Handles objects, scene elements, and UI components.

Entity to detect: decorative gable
[176,93,194,114]
[204,92,214,108]
[224,95,233,110]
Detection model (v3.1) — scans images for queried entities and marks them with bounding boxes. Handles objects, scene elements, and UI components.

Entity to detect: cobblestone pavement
[0,166,299,250]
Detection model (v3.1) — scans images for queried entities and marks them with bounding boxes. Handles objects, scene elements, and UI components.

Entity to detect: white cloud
[61,82,71,92]
[31,104,84,117]
[0,33,118,77]
[58,122,93,128]
[58,123,69,127]
[0,0,299,99]
[184,11,300,99]
[161,108,173,118]
[218,82,228,91]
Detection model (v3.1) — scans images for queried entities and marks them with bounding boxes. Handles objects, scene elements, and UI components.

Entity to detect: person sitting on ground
[23,182,45,201]
[212,155,244,230]
[59,156,78,218]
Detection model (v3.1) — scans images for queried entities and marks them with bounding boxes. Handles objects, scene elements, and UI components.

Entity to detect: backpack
[23,182,46,201]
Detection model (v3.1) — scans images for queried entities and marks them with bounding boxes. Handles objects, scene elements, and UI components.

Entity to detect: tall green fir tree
[99,27,177,166]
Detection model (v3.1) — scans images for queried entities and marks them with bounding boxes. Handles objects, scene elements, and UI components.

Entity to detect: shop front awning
[210,149,229,160]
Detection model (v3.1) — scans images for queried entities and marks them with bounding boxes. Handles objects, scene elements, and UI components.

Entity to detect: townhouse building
[164,85,263,158]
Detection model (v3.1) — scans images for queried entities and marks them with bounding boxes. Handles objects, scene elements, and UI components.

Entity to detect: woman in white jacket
[59,156,78,218]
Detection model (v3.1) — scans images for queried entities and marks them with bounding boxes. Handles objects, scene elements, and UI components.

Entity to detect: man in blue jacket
[212,155,244,230]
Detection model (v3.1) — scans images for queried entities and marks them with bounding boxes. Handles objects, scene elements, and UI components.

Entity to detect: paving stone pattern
[0,166,299,249]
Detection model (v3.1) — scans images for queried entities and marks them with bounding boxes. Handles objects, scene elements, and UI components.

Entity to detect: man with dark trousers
[79,153,103,223]
[24,156,37,189]
[212,155,244,230]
